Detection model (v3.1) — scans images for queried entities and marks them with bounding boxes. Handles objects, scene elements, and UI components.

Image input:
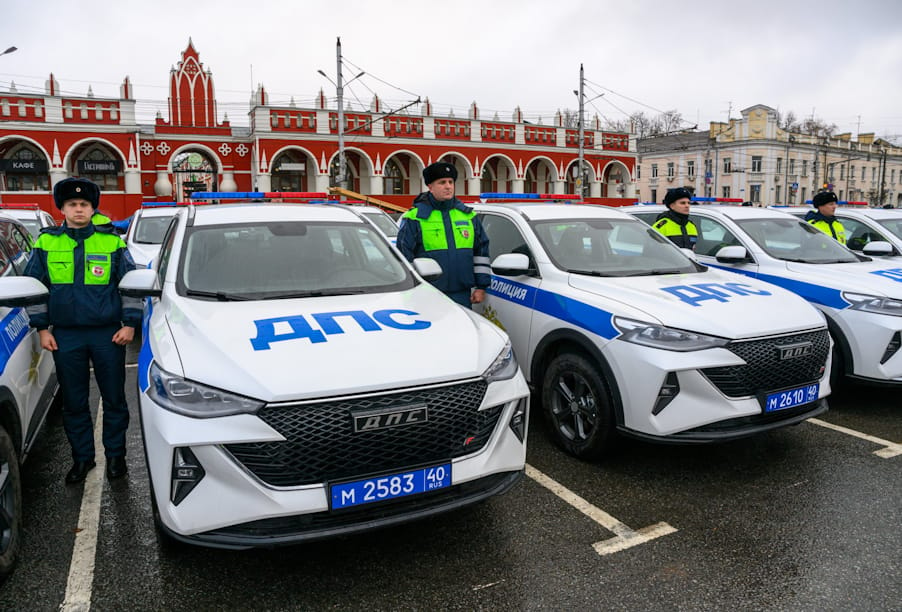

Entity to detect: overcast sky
[2,0,900,141]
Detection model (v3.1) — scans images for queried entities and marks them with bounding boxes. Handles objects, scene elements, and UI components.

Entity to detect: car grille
[701,329,830,397]
[224,380,495,487]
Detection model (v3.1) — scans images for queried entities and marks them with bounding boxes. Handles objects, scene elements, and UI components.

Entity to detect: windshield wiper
[260,289,368,299]
[564,268,617,277]
[185,289,253,301]
[640,269,688,276]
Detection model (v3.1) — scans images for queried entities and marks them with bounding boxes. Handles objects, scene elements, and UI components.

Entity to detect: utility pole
[577,63,585,197]
[879,147,888,206]
[336,37,346,191]
[318,38,364,194]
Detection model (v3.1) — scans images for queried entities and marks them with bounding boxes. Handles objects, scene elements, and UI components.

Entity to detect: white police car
[114,203,527,548]
[0,204,56,240]
[626,205,902,386]
[472,202,831,458]
[774,205,902,257]
[0,214,58,578]
[125,204,179,268]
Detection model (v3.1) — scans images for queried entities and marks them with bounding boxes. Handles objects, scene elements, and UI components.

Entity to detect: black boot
[65,460,96,484]
[106,456,128,479]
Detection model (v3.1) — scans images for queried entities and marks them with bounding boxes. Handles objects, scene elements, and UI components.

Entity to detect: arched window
[1,145,50,192]
[76,146,121,191]
[383,159,404,195]
[480,166,495,194]
[172,150,217,200]
[271,151,308,192]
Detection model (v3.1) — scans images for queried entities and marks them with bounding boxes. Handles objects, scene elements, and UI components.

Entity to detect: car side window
[842,218,886,251]
[0,222,18,278]
[5,223,32,274]
[479,214,533,262]
[156,217,179,282]
[692,216,744,257]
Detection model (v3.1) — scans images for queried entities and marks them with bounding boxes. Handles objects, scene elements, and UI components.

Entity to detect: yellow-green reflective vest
[34,231,125,286]
[92,212,112,225]
[401,207,476,251]
[808,218,847,244]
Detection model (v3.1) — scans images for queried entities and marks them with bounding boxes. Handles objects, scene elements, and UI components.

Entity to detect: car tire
[541,352,615,459]
[0,426,22,580]
[829,334,846,389]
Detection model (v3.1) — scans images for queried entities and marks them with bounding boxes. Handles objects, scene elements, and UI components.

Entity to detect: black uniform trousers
[52,324,129,462]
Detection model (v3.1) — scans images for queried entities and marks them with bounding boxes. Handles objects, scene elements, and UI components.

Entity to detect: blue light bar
[480,193,540,199]
[190,192,266,199]
[141,201,179,207]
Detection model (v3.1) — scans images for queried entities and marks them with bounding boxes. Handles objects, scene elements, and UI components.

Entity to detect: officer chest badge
[91,265,105,277]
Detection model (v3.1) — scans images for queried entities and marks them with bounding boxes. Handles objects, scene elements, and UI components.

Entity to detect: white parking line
[60,402,104,612]
[525,464,677,556]
[808,418,902,458]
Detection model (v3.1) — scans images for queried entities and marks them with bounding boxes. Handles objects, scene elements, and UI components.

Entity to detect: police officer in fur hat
[397,162,491,308]
[804,191,846,244]
[24,177,141,483]
[653,187,698,250]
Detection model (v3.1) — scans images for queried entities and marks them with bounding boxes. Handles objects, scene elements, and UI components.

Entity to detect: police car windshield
[360,211,399,237]
[134,215,176,244]
[532,218,699,277]
[179,221,415,300]
[733,218,861,264]
[875,218,902,241]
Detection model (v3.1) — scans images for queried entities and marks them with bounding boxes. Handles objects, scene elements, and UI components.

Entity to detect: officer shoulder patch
[654,220,667,229]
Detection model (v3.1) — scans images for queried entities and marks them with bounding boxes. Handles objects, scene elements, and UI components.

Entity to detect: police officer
[25,178,141,483]
[397,162,491,308]
[653,187,698,250]
[804,191,846,244]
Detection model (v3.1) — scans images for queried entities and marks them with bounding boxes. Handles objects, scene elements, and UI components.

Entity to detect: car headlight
[147,361,264,417]
[613,317,729,352]
[842,292,902,317]
[483,342,519,383]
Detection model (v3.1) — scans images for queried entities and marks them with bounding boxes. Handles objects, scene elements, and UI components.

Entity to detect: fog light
[508,398,528,443]
[171,446,205,506]
[880,331,901,365]
[652,372,680,416]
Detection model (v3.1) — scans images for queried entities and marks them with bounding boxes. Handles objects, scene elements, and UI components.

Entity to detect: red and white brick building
[0,41,638,220]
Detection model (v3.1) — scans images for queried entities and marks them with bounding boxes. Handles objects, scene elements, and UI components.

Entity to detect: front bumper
[603,329,831,438]
[139,374,529,548]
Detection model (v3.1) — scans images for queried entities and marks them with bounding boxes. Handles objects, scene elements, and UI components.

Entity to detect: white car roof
[188,203,368,226]
[623,204,801,221]
[136,206,180,219]
[473,202,637,222]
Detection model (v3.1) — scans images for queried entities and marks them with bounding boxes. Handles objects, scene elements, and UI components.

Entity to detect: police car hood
[566,267,823,339]
[127,242,160,268]
[163,285,506,402]
[775,260,902,303]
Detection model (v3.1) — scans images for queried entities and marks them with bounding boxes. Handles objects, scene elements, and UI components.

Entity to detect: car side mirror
[491,253,532,276]
[862,240,893,256]
[715,245,749,264]
[118,268,162,298]
[413,257,442,281]
[0,276,49,307]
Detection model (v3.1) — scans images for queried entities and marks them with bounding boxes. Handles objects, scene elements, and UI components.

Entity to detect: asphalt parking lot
[1,356,899,611]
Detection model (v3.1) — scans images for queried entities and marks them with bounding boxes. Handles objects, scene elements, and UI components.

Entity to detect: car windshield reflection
[532,218,699,277]
[734,218,860,263]
[179,221,415,300]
